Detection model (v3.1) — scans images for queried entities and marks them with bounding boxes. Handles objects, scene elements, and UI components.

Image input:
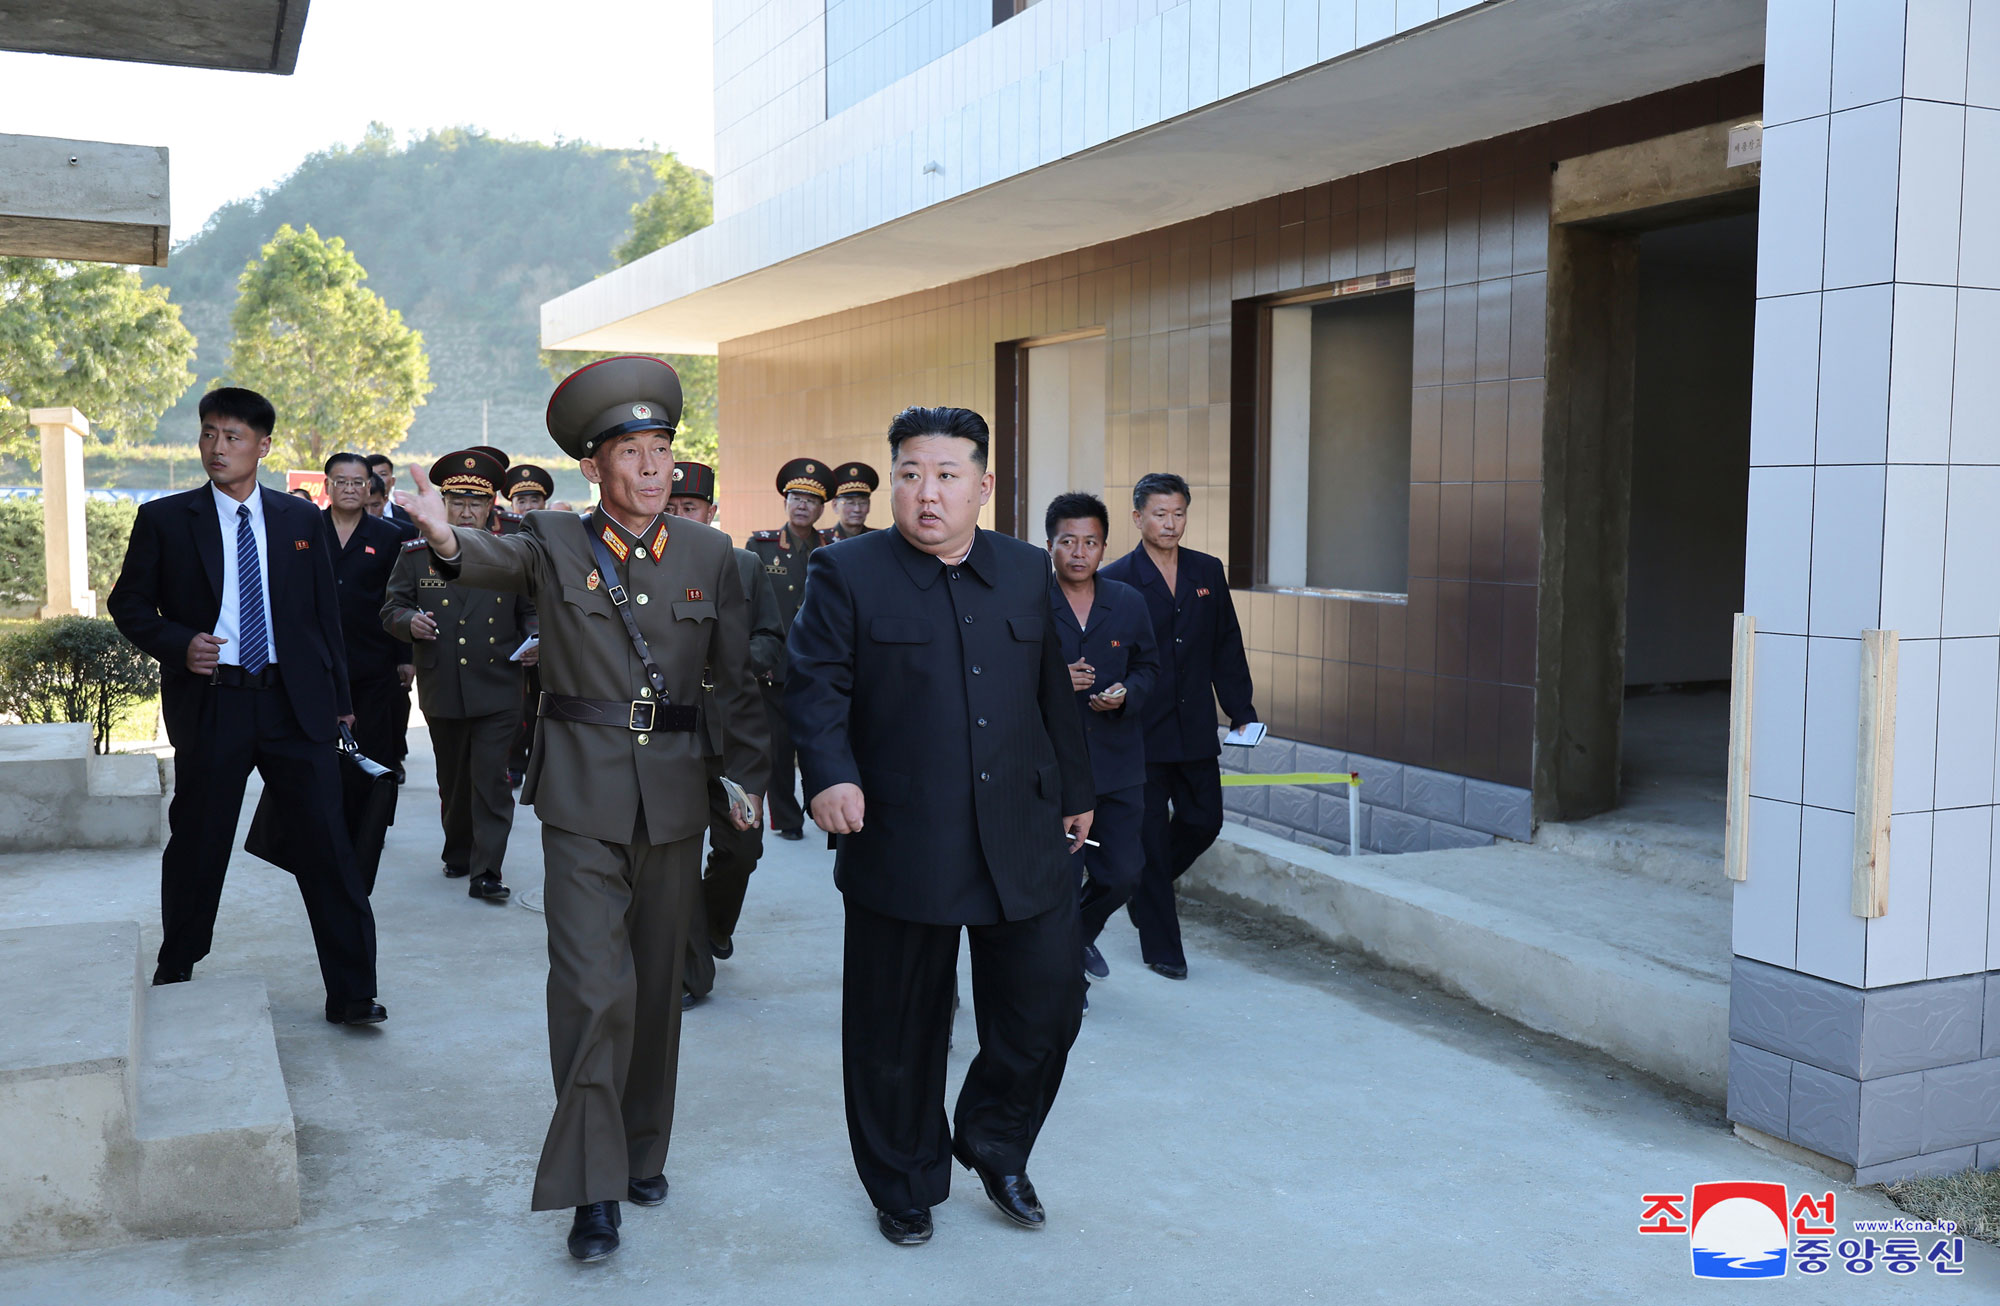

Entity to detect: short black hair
[887,406,989,468]
[1133,472,1191,510]
[200,386,276,438]
[1045,491,1109,542]
[323,450,368,475]
[365,453,393,473]
[289,487,315,499]
[367,472,387,496]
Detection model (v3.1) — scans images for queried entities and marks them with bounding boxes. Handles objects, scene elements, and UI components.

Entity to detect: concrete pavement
[0,727,1994,1303]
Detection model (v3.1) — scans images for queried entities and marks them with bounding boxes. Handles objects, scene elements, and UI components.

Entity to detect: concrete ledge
[1182,824,1730,1100]
[0,726,166,852]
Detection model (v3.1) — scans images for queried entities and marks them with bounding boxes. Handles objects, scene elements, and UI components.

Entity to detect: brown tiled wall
[718,69,1762,792]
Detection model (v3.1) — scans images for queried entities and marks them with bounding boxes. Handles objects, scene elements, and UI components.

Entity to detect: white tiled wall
[1738,0,2000,987]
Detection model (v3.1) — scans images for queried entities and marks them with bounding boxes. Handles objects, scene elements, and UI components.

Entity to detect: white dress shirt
[210,483,279,667]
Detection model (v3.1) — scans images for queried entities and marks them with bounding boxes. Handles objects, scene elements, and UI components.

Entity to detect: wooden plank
[1723,613,1755,881]
[1851,629,1898,918]
[1722,613,1755,879]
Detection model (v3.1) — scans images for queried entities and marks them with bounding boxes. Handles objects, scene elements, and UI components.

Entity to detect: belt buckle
[628,700,656,731]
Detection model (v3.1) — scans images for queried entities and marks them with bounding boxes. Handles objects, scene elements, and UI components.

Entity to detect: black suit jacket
[785,527,1094,925]
[325,509,414,682]
[1098,545,1256,764]
[1048,574,1159,794]
[108,485,352,746]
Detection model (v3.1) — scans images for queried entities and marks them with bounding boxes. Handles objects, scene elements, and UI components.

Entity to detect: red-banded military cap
[468,445,512,473]
[430,449,506,498]
[503,464,554,498]
[775,457,831,500]
[545,355,682,460]
[671,460,717,503]
[831,461,878,498]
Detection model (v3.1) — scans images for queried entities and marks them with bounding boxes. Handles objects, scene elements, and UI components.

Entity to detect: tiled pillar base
[1728,958,2000,1185]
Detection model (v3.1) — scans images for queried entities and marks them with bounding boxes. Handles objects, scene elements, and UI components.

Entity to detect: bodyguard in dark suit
[1044,493,1159,999]
[786,406,1094,1248]
[106,388,382,1025]
[1099,472,1258,981]
[322,451,414,773]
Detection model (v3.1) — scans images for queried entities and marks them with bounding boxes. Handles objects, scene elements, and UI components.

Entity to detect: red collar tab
[599,525,629,561]
[651,523,670,557]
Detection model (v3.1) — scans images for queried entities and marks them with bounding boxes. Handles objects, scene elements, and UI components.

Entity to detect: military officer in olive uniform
[745,457,830,840]
[382,450,535,903]
[396,356,768,1265]
[824,460,878,542]
[663,460,784,1001]
[503,463,556,779]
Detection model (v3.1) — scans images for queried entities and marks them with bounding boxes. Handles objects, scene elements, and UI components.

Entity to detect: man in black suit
[786,406,1094,1249]
[1099,472,1258,982]
[107,388,383,1025]
[1044,492,1159,1006]
[323,451,414,771]
[366,453,413,527]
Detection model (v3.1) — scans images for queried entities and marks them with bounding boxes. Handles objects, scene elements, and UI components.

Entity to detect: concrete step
[0,724,164,852]
[1185,824,1730,1101]
[128,978,299,1240]
[76,754,165,850]
[1533,807,1728,898]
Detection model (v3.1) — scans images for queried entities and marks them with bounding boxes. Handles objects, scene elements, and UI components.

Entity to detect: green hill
[144,124,666,467]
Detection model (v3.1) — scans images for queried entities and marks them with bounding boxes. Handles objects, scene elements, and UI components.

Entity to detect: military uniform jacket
[745,525,823,634]
[1099,544,1257,764]
[701,547,785,758]
[784,527,1095,925]
[382,541,534,719]
[438,510,771,846]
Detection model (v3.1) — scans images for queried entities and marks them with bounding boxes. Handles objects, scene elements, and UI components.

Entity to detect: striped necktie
[236,504,269,673]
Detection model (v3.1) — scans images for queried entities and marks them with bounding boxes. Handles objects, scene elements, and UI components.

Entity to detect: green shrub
[0,615,158,753]
[0,496,143,615]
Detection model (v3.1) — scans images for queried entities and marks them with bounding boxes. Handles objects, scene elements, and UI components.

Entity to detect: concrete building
[543,1,2000,1185]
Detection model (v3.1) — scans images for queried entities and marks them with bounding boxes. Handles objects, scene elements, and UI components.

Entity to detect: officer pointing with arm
[396,356,769,1265]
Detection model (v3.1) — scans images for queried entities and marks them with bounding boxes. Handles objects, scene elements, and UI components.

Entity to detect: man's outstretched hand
[394,466,458,559]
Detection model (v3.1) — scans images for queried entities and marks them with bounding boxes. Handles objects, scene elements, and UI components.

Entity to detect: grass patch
[111,694,162,746]
[1882,1168,2000,1243]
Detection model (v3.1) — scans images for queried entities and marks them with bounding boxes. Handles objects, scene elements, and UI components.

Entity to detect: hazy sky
[0,0,715,245]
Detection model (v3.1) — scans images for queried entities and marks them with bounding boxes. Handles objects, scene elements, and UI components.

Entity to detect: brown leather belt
[538,691,696,733]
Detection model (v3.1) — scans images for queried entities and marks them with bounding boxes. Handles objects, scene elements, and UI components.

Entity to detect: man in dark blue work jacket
[1045,491,1159,1004]
[1099,472,1258,980]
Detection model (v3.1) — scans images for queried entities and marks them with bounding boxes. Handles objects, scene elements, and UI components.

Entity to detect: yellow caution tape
[1219,772,1361,787]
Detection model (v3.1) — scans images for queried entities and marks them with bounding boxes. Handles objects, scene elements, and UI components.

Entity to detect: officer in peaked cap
[395,354,768,1264]
[746,456,829,839]
[382,450,533,904]
[504,464,555,514]
[501,463,557,780]
[663,460,784,1001]
[823,461,878,543]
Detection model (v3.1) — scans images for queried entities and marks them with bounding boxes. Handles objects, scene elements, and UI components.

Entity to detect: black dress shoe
[567,1201,621,1261]
[326,999,388,1025]
[776,828,804,841]
[708,935,734,960]
[1082,942,1109,980]
[627,1174,668,1206]
[876,1207,932,1246]
[152,964,192,986]
[468,872,511,902]
[1147,960,1189,980]
[442,863,471,879]
[952,1138,1045,1229]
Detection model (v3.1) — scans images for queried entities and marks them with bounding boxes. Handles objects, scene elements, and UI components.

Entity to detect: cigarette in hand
[1063,834,1101,848]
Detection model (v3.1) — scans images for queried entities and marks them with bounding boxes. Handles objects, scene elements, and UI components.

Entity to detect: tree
[0,258,196,459]
[544,150,720,471]
[223,224,433,467]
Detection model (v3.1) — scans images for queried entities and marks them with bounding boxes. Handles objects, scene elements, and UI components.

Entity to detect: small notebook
[1222,722,1268,747]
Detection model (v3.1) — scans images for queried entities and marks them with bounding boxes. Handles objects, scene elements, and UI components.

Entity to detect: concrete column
[31,408,94,619]
[1728,0,2000,1183]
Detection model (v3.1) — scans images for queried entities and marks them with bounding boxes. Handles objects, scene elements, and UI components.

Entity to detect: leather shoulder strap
[586,523,669,702]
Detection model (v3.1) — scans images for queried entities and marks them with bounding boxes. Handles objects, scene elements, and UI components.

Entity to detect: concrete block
[1788,1062,1862,1163]
[1295,742,1347,778]
[1730,957,1863,1077]
[1245,817,1293,841]
[1856,1070,1925,1166]
[1428,823,1495,851]
[1352,755,1404,809]
[1986,975,2000,1059]
[1372,808,1431,854]
[1403,767,1466,823]
[1978,1140,2000,1171]
[1854,1145,1979,1187]
[1464,779,1534,841]
[1727,1041,1792,1139]
[1859,975,1986,1077]
[1244,737,1298,775]
[1920,1058,2000,1152]
[1223,783,1268,817]
[1315,790,1370,846]
[1268,783,1318,832]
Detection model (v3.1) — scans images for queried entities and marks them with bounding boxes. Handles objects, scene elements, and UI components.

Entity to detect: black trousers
[1076,783,1147,947]
[761,681,802,833]
[159,680,377,1007]
[345,673,407,772]
[1126,758,1224,969]
[842,896,1082,1213]
[427,710,517,878]
[683,757,766,998]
